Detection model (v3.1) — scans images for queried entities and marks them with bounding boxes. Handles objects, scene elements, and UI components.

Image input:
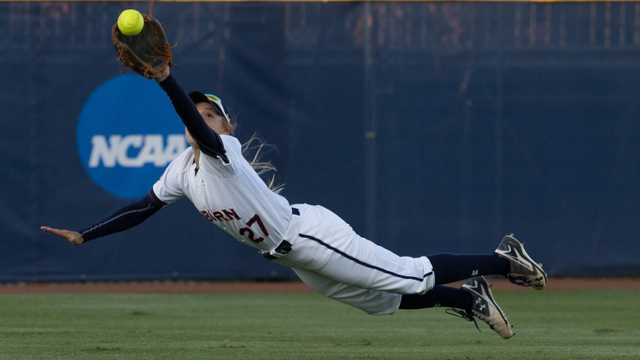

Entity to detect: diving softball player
[41,66,547,339]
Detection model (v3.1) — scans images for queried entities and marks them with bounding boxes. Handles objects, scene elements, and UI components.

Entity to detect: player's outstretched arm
[40,227,84,245]
[40,190,166,245]
[154,67,228,163]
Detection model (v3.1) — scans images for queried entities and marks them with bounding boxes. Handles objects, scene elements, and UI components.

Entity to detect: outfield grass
[0,289,638,359]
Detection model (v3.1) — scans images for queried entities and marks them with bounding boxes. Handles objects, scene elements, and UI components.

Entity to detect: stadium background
[1,1,639,282]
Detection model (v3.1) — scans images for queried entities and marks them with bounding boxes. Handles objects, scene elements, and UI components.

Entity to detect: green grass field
[0,289,638,360]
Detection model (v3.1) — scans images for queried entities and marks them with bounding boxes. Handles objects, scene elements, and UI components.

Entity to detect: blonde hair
[241,134,285,194]
[221,107,283,194]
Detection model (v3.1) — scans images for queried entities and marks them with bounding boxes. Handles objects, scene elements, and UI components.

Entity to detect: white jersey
[154,134,433,316]
[152,135,292,252]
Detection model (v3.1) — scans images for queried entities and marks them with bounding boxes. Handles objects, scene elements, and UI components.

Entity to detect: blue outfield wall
[1,1,639,281]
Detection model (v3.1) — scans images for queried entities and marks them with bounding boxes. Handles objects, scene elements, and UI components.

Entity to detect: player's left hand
[40,226,84,245]
[154,65,170,83]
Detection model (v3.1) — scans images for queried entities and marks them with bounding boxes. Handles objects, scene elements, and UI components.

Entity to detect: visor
[188,91,231,123]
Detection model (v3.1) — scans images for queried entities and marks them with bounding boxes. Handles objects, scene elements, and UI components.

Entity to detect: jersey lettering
[200,208,241,222]
[222,209,241,221]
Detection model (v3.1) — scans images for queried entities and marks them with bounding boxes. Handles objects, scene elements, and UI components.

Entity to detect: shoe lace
[446,308,481,333]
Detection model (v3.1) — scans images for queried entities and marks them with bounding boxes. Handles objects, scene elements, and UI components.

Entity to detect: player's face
[186,102,233,147]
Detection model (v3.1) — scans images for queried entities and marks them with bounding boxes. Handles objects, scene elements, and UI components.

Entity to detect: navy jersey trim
[298,233,432,282]
[148,188,167,207]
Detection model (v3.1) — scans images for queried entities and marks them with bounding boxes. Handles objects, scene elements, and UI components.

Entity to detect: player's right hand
[40,226,84,245]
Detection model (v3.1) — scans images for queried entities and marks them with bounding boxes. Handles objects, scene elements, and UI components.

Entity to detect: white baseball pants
[275,204,435,315]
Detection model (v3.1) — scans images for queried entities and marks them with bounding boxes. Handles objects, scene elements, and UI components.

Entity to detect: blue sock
[428,253,509,285]
[399,285,471,311]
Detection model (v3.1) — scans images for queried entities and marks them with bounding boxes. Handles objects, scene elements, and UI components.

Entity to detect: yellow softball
[117,9,144,36]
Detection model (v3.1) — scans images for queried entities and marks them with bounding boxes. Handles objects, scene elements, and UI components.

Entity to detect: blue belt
[261,207,298,260]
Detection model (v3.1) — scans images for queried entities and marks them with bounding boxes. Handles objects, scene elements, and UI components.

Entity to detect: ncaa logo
[77,74,186,199]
